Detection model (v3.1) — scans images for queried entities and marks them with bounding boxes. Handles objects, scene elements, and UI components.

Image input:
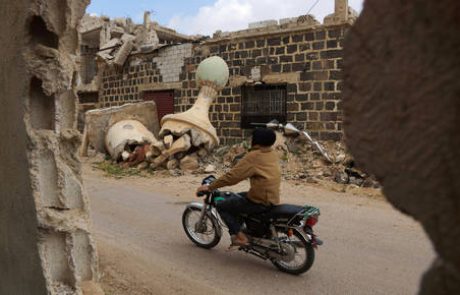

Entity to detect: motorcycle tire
[271,229,315,275]
[182,207,221,249]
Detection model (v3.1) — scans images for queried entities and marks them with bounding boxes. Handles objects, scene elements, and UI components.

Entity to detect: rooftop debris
[79,12,201,69]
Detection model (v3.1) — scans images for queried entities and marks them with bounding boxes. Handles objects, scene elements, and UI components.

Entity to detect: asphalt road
[85,173,434,295]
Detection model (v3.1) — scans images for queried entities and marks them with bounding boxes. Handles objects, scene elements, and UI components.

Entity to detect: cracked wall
[0,0,102,294]
[343,0,460,294]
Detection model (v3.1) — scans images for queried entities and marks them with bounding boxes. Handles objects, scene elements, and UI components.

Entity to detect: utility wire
[298,0,321,23]
[307,0,321,15]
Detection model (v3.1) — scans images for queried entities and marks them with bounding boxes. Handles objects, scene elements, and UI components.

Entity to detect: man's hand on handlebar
[196,184,210,196]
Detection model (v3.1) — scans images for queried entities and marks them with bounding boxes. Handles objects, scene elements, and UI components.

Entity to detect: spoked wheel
[182,207,221,249]
[271,229,315,275]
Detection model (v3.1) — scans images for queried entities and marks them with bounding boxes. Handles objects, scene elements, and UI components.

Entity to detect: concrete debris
[163,135,174,149]
[180,154,200,171]
[81,101,160,156]
[105,120,158,160]
[201,134,380,188]
[113,38,134,67]
[79,11,200,72]
[165,134,192,157]
[204,164,216,173]
[254,120,333,163]
[166,159,180,170]
[128,56,230,171]
[197,149,209,159]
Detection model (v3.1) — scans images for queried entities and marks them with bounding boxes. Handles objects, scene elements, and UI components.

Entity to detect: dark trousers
[215,192,268,235]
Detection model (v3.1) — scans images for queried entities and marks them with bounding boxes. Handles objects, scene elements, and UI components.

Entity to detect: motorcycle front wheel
[271,229,315,275]
[182,207,221,249]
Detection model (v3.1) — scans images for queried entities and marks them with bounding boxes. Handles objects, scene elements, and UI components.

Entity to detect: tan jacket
[208,147,281,206]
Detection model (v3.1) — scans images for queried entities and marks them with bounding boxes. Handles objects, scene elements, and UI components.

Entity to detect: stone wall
[180,24,349,144]
[97,22,350,145]
[343,0,460,293]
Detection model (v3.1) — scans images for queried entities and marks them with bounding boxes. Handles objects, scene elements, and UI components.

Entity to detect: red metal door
[143,90,174,122]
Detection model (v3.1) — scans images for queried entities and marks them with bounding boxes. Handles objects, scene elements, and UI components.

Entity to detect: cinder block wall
[0,0,101,294]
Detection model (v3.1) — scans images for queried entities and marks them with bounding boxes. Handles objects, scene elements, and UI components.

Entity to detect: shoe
[230,232,249,247]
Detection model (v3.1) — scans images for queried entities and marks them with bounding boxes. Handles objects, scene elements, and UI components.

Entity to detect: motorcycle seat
[266,204,305,219]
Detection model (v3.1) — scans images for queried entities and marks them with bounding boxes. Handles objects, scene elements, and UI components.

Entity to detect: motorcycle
[181,175,323,275]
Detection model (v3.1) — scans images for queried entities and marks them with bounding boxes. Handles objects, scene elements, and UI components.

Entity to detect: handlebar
[196,191,208,197]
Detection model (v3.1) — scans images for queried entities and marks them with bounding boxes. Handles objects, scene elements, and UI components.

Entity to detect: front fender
[185,202,222,235]
[186,202,205,211]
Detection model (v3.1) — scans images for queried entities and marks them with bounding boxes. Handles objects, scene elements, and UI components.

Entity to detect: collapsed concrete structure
[0,0,102,294]
[82,56,229,171]
[76,0,357,145]
[80,101,160,157]
[343,0,460,293]
[76,11,202,131]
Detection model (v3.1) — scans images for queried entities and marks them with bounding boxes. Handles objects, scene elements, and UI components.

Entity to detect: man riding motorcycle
[197,128,281,247]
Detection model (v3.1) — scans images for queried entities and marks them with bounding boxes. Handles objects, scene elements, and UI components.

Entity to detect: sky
[86,0,364,36]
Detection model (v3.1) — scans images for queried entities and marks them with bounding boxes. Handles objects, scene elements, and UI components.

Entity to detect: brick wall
[100,60,160,106]
[97,23,349,144]
[178,24,349,144]
[99,44,193,107]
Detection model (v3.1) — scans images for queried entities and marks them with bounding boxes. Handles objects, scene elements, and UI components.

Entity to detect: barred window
[241,84,287,128]
[80,46,99,84]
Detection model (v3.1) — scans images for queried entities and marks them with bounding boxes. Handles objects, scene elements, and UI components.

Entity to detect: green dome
[196,56,229,90]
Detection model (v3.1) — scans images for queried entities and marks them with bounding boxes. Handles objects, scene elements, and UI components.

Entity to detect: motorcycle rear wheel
[271,230,315,275]
[182,207,221,249]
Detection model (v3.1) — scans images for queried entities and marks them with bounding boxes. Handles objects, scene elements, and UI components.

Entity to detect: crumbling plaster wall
[343,0,460,294]
[0,0,101,294]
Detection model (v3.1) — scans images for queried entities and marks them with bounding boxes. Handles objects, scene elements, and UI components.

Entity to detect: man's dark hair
[252,128,276,147]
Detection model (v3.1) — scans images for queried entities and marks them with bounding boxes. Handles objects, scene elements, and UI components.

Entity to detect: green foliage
[93,161,143,178]
[280,151,290,162]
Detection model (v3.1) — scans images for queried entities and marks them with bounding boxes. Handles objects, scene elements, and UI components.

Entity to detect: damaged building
[77,0,357,145]
[77,11,202,130]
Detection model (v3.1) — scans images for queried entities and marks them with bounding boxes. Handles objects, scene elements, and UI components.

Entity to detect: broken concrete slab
[166,134,191,157]
[113,39,134,67]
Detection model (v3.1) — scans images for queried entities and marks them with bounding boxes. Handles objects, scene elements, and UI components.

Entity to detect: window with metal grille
[241,84,287,128]
[80,46,99,84]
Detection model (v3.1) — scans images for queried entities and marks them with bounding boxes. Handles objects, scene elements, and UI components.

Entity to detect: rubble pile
[204,133,380,189]
[92,125,379,189]
[277,135,380,188]
[86,56,230,174]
